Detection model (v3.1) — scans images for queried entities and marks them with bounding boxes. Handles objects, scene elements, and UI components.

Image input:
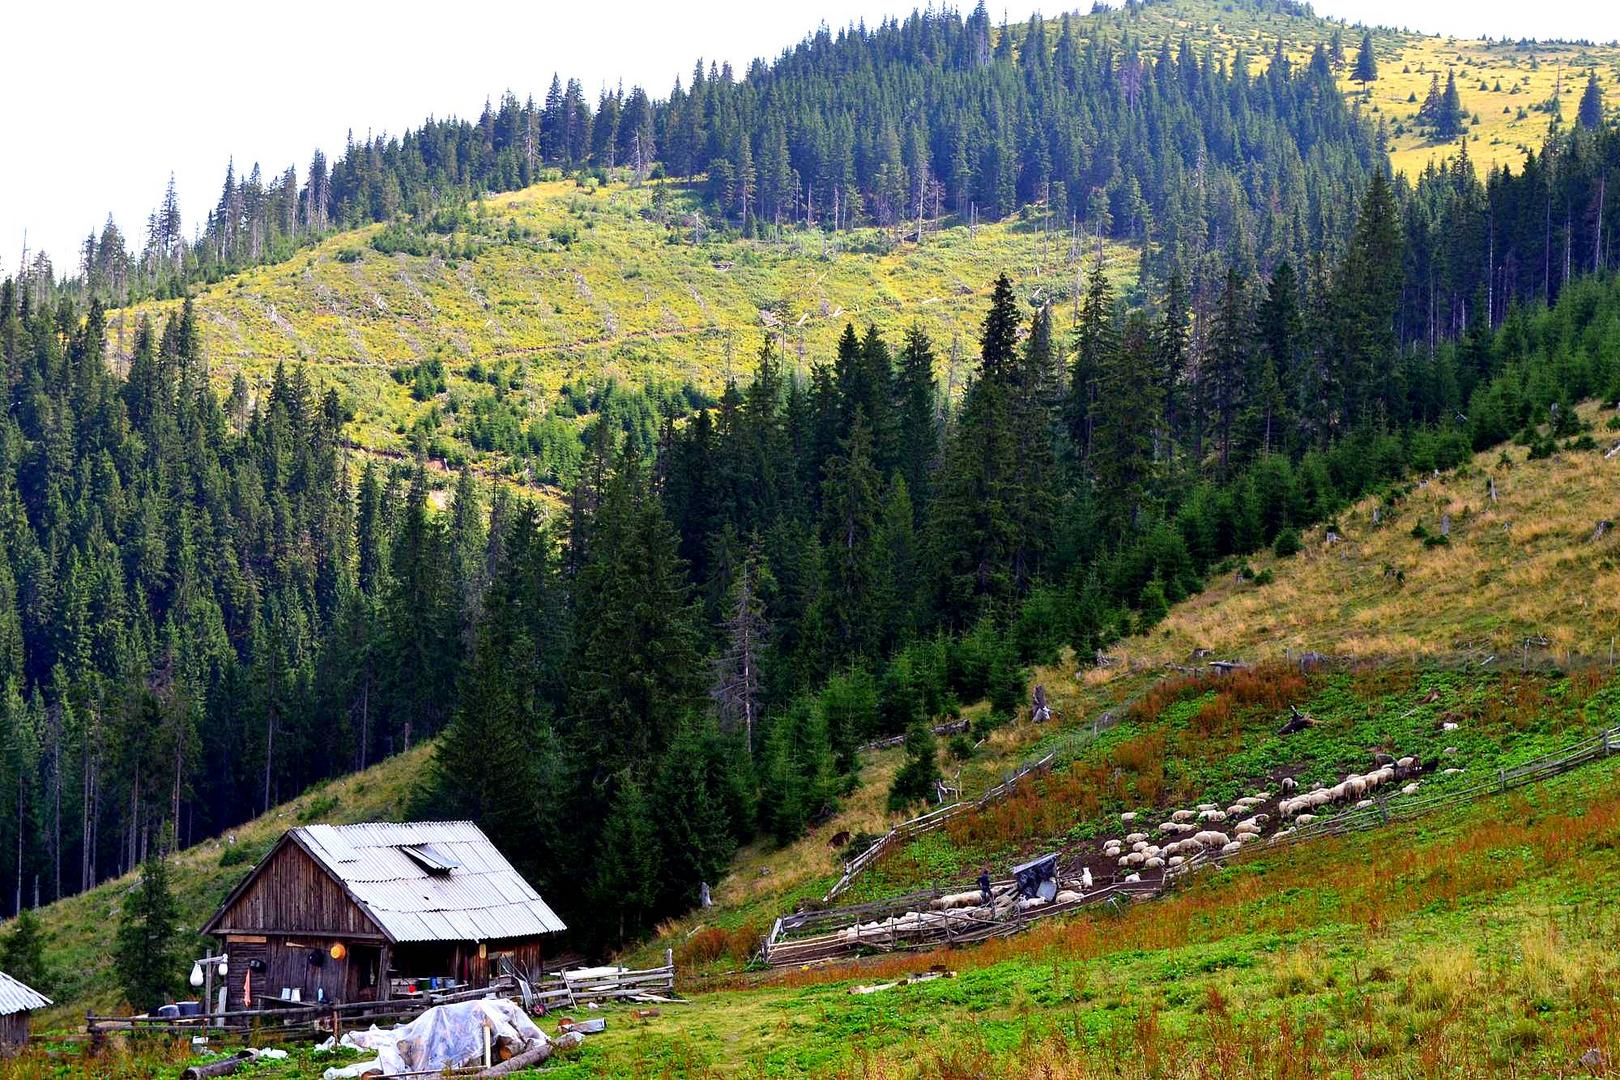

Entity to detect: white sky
[4,0,1618,276]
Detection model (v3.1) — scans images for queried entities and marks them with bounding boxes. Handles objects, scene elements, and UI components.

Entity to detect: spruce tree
[1352,32,1378,87]
[1578,72,1604,130]
[588,775,659,945]
[568,448,702,771]
[888,720,941,810]
[115,851,182,1011]
[0,909,49,993]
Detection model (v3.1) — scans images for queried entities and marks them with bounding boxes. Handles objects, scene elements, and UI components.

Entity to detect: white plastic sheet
[325,998,548,1078]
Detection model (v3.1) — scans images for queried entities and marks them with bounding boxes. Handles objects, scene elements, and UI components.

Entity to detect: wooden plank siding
[211,840,382,940]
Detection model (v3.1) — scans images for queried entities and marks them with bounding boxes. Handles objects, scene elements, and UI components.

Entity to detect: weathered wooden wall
[213,841,380,938]
[0,1012,29,1052]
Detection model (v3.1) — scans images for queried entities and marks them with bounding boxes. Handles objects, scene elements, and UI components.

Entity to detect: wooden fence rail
[84,958,680,1047]
[823,750,1060,903]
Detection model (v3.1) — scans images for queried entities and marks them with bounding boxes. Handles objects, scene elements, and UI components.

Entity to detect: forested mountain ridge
[2,0,1620,1030]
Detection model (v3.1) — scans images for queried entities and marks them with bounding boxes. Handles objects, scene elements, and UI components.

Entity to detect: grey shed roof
[289,821,566,943]
[0,970,51,1015]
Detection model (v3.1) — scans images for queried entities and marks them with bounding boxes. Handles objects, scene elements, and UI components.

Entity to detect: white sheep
[1198,809,1228,822]
[1193,830,1230,848]
[1132,841,1148,853]
[1158,821,1179,834]
[1125,832,1148,844]
[1054,889,1082,905]
[1144,857,1164,869]
[1251,791,1271,801]
[1401,782,1421,795]
[1120,812,1138,823]
[1118,854,1133,867]
[1281,777,1298,794]
[1197,803,1219,813]
[1145,845,1162,858]
[1294,813,1317,826]
[1168,855,1185,867]
[1397,756,1415,770]
[1443,767,1463,775]
[1125,872,1141,882]
[1441,722,1458,731]
[1355,799,1373,809]
[1171,809,1197,824]
[1237,831,1260,843]
[1234,821,1261,837]
[1126,852,1146,866]
[1081,867,1093,889]
[1221,841,1243,856]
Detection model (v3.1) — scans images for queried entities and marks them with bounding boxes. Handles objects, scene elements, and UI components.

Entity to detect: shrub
[1272,528,1302,557]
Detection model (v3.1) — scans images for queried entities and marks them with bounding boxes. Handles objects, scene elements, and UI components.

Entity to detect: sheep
[1281,777,1298,794]
[1237,831,1260,843]
[1401,781,1421,795]
[1126,852,1147,866]
[1196,803,1219,813]
[1442,746,1458,756]
[1443,767,1463,775]
[1251,791,1271,802]
[1396,755,1416,771]
[1054,889,1082,905]
[1171,809,1198,824]
[1158,821,1180,834]
[1125,832,1149,844]
[1193,830,1231,848]
[1125,872,1141,882]
[1441,721,1459,731]
[1144,845,1162,858]
[1355,799,1374,809]
[1172,823,1199,834]
[1221,841,1243,856]
[1120,812,1138,824]
[1294,813,1317,825]
[1198,809,1228,822]
[1270,828,1295,842]
[1144,857,1165,869]
[1234,821,1261,837]
[1081,867,1093,889]
[1118,854,1134,867]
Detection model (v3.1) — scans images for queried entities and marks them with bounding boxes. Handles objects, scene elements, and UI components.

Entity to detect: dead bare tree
[712,556,769,753]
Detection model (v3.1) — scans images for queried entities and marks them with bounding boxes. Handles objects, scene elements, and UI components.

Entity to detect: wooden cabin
[202,822,565,1011]
[0,969,50,1052]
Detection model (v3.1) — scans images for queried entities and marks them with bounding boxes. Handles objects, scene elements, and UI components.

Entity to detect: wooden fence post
[1499,768,1508,793]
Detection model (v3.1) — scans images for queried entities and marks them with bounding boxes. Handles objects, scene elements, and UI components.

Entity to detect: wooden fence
[84,955,680,1047]
[822,750,1058,903]
[1270,723,1620,848]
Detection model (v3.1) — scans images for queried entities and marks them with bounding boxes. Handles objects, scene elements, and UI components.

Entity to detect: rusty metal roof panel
[288,821,566,942]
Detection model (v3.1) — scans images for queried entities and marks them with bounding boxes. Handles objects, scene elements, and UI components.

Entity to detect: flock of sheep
[832,751,1447,946]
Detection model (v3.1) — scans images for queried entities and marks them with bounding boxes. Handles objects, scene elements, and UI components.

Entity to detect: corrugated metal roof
[289,821,566,944]
[0,969,51,1015]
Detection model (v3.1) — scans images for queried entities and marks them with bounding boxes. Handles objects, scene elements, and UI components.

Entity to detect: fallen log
[473,1032,583,1077]
[181,1052,255,1080]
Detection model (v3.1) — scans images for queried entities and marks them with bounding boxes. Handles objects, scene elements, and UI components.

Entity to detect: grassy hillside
[106,179,1137,481]
[1114,0,1620,177]
[620,412,1619,961]
[86,2,1620,489]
